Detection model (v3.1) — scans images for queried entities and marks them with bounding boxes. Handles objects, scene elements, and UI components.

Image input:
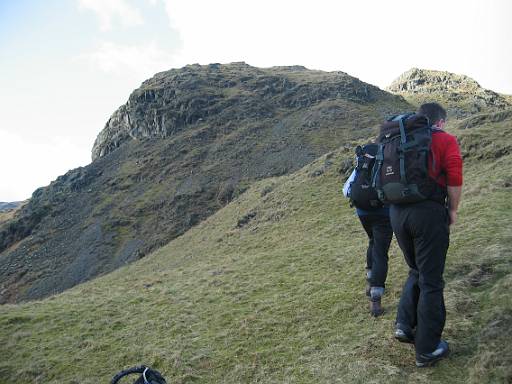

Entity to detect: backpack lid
[378,114,430,142]
[387,112,416,122]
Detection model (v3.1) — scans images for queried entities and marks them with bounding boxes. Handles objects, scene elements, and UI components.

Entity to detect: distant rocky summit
[388,68,511,117]
[0,202,22,212]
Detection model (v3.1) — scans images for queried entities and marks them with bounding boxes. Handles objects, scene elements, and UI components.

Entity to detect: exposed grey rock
[92,62,396,160]
[387,68,511,118]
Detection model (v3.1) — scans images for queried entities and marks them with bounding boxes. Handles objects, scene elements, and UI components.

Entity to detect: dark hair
[417,103,447,125]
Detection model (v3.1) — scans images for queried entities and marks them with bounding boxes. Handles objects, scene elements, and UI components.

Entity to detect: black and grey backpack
[373,113,444,204]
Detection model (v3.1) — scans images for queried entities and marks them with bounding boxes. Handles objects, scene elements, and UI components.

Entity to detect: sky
[1,0,511,202]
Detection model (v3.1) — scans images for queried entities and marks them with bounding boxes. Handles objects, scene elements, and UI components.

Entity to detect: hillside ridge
[1,64,509,305]
[0,202,22,212]
[0,63,409,303]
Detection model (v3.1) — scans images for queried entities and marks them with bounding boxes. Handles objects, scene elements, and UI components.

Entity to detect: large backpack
[373,113,442,204]
[348,143,383,210]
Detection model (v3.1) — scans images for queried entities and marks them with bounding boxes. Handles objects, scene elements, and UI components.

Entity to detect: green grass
[0,210,17,226]
[1,116,511,383]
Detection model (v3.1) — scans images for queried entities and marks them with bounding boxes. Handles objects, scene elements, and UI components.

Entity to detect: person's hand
[449,209,457,226]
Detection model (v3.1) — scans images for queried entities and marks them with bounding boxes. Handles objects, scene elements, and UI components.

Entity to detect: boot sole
[371,309,384,317]
[416,349,449,368]
[369,300,383,317]
[394,334,414,344]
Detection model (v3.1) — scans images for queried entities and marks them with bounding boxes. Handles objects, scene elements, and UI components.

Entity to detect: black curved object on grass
[111,365,167,384]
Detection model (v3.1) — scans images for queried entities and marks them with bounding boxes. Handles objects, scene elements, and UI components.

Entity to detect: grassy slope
[0,211,16,226]
[0,115,511,383]
[0,203,25,226]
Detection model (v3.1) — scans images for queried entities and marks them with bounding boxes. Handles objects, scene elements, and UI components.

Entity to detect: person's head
[418,103,447,129]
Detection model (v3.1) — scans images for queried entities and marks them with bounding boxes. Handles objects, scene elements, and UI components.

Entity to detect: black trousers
[358,214,393,288]
[390,200,450,356]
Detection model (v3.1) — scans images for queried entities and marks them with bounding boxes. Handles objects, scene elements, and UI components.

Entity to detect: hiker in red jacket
[391,103,463,367]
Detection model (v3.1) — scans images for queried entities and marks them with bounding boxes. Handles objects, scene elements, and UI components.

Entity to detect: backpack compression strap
[372,144,384,201]
[398,117,408,185]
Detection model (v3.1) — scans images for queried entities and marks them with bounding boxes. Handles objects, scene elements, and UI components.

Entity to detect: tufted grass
[0,114,511,383]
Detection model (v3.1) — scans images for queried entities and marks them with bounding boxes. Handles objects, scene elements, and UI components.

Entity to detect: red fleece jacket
[429,130,463,187]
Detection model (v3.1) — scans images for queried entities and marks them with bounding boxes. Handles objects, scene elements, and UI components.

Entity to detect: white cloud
[0,130,90,202]
[79,40,177,81]
[161,0,512,94]
[161,0,424,84]
[79,0,144,31]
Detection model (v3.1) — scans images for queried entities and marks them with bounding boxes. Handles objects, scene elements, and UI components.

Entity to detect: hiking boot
[394,323,415,344]
[369,287,385,317]
[416,340,449,368]
[369,297,384,317]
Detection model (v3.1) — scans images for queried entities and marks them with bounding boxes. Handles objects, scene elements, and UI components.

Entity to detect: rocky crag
[0,62,409,303]
[388,68,511,118]
[92,62,396,159]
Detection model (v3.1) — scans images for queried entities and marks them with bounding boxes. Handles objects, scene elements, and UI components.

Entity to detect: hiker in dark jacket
[390,103,463,367]
[343,159,393,317]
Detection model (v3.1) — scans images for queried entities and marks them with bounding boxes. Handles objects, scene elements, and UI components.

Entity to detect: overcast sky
[1,0,511,201]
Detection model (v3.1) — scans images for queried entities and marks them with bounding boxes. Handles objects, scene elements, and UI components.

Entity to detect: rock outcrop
[92,62,395,160]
